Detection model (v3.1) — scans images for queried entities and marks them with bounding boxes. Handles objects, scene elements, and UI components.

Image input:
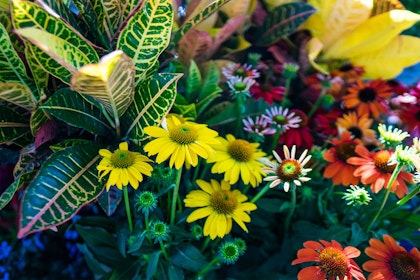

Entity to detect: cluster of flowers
[96,58,420,279]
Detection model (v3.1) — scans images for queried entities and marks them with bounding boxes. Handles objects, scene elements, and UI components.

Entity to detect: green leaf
[70,50,136,119]
[0,22,34,87]
[117,0,173,83]
[30,107,50,136]
[49,138,96,152]
[25,44,48,98]
[40,88,114,136]
[185,60,202,102]
[97,187,122,216]
[0,82,36,111]
[171,0,232,46]
[0,105,30,144]
[77,244,109,277]
[12,0,99,82]
[122,73,182,143]
[17,142,103,238]
[171,243,208,272]
[146,251,162,280]
[0,171,35,211]
[255,2,316,46]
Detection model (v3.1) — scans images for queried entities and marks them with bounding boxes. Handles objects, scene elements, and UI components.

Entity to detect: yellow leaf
[351,35,420,79]
[300,0,338,38]
[307,37,329,74]
[323,9,420,59]
[320,0,373,49]
[185,0,218,31]
[263,0,298,11]
[220,0,256,18]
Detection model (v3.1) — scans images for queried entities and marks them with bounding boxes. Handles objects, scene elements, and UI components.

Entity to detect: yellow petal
[324,9,420,59]
[351,35,420,79]
[186,207,213,223]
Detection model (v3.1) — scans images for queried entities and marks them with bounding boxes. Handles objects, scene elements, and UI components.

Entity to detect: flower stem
[284,187,297,234]
[270,130,282,152]
[307,86,327,119]
[159,240,170,260]
[170,168,183,225]
[123,186,133,233]
[366,163,402,232]
[196,256,220,278]
[380,182,420,219]
[144,214,152,245]
[250,183,271,203]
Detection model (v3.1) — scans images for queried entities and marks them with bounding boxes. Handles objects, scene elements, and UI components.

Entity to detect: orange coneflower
[292,239,365,280]
[330,63,364,84]
[347,145,414,198]
[336,112,377,145]
[323,131,360,186]
[363,234,420,280]
[342,78,392,119]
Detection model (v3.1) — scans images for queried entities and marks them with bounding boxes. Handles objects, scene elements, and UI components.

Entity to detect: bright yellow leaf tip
[302,0,420,79]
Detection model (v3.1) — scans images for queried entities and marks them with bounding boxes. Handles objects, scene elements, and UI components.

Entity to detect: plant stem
[366,163,402,232]
[170,168,183,225]
[380,182,420,219]
[235,95,245,138]
[270,130,282,152]
[159,240,170,260]
[123,186,133,233]
[144,214,152,245]
[284,187,297,234]
[250,183,271,203]
[307,87,327,119]
[280,78,291,107]
[196,256,220,278]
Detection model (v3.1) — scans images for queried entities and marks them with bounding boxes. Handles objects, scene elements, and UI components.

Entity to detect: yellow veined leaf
[320,0,373,49]
[323,9,420,59]
[300,0,337,37]
[307,37,329,74]
[351,35,420,79]
[185,0,218,31]
[70,50,136,118]
[220,0,256,18]
[0,82,35,111]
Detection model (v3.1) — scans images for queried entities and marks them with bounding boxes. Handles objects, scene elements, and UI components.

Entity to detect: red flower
[250,82,284,105]
[279,109,313,149]
[323,131,360,186]
[363,234,420,280]
[347,145,414,198]
[292,239,365,280]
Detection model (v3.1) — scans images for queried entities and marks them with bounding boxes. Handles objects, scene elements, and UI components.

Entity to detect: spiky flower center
[273,115,288,125]
[374,150,395,173]
[111,150,135,168]
[358,87,377,103]
[318,247,348,277]
[228,139,253,162]
[233,68,246,78]
[234,82,247,91]
[210,190,238,215]
[169,124,198,145]
[219,242,240,265]
[277,159,301,181]
[348,126,363,139]
[389,252,420,280]
[336,142,358,162]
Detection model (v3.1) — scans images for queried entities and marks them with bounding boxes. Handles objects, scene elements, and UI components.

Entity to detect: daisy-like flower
[336,112,377,145]
[330,63,364,84]
[243,116,276,139]
[389,144,420,172]
[207,134,266,187]
[184,179,257,240]
[250,82,284,105]
[227,76,255,98]
[377,123,410,147]
[399,104,420,138]
[323,130,360,186]
[363,234,420,280]
[279,109,314,149]
[143,115,219,170]
[262,106,301,133]
[342,78,392,119]
[222,62,260,80]
[347,145,414,198]
[97,142,153,191]
[292,239,365,280]
[261,145,312,192]
[313,109,341,137]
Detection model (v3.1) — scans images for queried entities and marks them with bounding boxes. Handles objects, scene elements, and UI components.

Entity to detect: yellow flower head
[143,116,219,170]
[97,142,153,191]
[207,134,266,187]
[184,179,257,240]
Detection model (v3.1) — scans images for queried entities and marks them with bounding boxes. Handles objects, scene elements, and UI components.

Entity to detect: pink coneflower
[222,62,260,80]
[262,106,301,133]
[243,116,276,137]
[279,109,314,149]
